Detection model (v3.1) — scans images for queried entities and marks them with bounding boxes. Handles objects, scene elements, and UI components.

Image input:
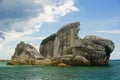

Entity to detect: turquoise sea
[0,60,120,80]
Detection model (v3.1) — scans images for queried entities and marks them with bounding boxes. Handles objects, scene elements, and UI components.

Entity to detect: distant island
[0,60,9,62]
[7,22,115,66]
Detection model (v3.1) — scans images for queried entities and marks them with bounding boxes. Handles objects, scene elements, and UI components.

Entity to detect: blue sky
[0,0,120,60]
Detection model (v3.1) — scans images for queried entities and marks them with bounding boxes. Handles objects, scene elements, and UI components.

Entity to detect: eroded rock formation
[40,22,114,66]
[8,22,115,66]
[7,41,44,65]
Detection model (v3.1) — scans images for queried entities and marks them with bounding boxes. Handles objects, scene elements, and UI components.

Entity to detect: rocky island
[8,22,115,66]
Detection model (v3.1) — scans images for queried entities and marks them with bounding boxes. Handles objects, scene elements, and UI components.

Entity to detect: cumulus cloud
[0,0,79,40]
[0,0,78,33]
[0,0,79,59]
[95,30,120,34]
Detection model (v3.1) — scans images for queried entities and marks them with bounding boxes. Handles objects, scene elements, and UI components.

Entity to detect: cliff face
[8,22,115,66]
[40,22,115,66]
[40,22,81,58]
[40,34,56,58]
[54,22,81,57]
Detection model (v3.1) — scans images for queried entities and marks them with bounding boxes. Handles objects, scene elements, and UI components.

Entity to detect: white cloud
[110,51,120,60]
[113,52,120,54]
[95,30,120,34]
[0,0,78,33]
[0,0,79,59]
[0,46,15,60]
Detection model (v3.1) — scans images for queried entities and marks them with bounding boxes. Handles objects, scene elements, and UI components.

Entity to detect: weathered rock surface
[39,22,115,66]
[62,55,90,66]
[40,22,81,58]
[8,22,115,66]
[8,41,44,65]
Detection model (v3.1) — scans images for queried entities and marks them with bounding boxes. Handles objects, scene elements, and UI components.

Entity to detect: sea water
[0,60,120,80]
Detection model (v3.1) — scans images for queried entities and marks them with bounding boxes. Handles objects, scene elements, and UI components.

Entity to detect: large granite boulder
[40,22,115,66]
[68,35,115,65]
[8,41,44,65]
[83,35,114,65]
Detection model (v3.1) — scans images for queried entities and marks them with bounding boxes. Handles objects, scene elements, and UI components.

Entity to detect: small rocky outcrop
[7,41,44,65]
[8,22,115,66]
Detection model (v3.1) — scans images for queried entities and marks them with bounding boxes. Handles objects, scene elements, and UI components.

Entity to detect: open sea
[0,60,120,80]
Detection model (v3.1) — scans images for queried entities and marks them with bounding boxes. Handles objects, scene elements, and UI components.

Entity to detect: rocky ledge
[8,22,115,66]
